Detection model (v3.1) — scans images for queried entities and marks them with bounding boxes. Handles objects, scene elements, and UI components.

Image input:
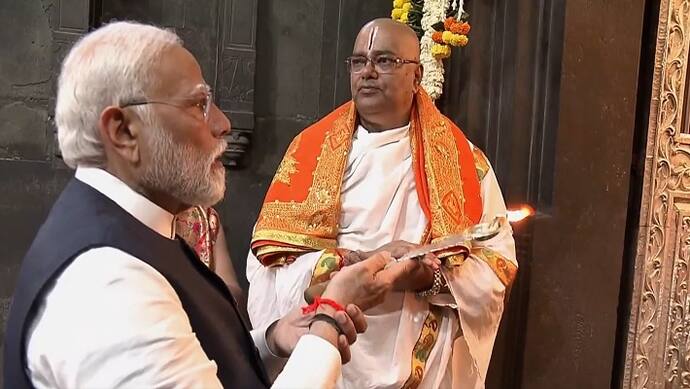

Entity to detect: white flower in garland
[419,0,451,100]
[392,0,469,100]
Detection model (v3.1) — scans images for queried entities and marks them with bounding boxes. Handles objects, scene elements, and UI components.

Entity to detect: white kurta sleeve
[246,249,324,328]
[250,321,289,380]
[247,250,343,388]
[271,334,342,389]
[26,248,223,389]
[439,164,518,383]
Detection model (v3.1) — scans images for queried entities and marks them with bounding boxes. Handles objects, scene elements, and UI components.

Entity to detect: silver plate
[395,215,506,262]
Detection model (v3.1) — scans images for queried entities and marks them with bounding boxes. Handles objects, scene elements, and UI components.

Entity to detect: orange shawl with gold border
[251,90,482,267]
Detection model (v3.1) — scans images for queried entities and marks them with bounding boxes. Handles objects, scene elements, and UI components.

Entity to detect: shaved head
[354,18,420,60]
[349,18,423,132]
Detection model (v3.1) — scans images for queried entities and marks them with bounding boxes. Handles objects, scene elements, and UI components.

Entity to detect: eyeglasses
[345,55,420,74]
[120,86,214,123]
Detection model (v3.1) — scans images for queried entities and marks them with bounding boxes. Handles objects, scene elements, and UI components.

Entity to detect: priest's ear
[98,105,142,165]
[413,64,424,93]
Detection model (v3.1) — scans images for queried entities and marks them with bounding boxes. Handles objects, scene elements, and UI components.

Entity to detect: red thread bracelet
[301,296,345,314]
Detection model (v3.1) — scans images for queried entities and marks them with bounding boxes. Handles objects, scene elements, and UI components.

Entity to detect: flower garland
[391,0,412,23]
[392,0,470,100]
[392,0,424,36]
[419,0,450,100]
[431,19,470,57]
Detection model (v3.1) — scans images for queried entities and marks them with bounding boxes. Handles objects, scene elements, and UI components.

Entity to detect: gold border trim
[310,249,344,286]
[252,229,336,252]
[471,247,517,288]
[254,104,356,245]
[472,146,490,181]
[402,305,443,389]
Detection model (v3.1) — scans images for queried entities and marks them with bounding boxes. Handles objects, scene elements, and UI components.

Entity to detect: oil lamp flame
[507,205,534,223]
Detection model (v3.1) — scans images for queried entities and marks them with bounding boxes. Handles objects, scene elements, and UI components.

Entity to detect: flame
[507,205,534,223]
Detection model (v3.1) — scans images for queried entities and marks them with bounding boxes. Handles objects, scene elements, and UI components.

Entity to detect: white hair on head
[55,21,182,168]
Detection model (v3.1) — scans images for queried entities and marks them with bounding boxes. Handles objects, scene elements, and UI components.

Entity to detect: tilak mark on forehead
[367,26,379,51]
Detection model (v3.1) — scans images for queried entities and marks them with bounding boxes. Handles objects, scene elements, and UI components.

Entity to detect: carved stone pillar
[625,1,690,387]
[215,0,257,167]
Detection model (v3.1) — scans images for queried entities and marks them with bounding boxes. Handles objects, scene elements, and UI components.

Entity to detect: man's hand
[317,304,367,364]
[342,240,418,266]
[323,252,413,310]
[388,254,441,292]
[340,244,443,293]
[266,304,367,364]
[272,252,433,364]
[299,253,407,362]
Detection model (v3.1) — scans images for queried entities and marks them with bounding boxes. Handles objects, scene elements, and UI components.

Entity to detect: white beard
[140,126,227,207]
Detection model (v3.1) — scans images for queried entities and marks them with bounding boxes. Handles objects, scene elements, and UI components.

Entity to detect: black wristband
[309,313,344,336]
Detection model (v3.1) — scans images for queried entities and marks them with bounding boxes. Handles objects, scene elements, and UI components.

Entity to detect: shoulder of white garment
[26,247,222,388]
[74,167,175,239]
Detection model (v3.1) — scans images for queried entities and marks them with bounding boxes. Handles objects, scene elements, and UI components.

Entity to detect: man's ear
[413,64,424,93]
[98,106,141,164]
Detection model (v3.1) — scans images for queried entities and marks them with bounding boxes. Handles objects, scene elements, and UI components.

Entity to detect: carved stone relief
[215,0,257,167]
[51,0,259,167]
[625,1,690,387]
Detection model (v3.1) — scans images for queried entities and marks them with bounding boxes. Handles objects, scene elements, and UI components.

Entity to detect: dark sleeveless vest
[3,178,269,388]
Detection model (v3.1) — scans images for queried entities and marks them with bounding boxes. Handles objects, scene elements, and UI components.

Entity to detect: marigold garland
[391,0,471,100]
[431,43,451,59]
[391,0,412,24]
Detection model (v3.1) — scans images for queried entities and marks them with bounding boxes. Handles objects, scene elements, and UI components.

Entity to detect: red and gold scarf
[251,90,482,267]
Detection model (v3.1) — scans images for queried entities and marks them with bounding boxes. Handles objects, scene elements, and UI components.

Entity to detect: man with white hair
[3,21,411,388]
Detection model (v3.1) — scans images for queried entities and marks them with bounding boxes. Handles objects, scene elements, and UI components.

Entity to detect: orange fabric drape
[251,89,482,267]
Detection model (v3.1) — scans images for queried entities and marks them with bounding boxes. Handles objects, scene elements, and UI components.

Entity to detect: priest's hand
[388,254,442,292]
[342,240,417,266]
[325,252,410,310]
[340,241,442,292]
